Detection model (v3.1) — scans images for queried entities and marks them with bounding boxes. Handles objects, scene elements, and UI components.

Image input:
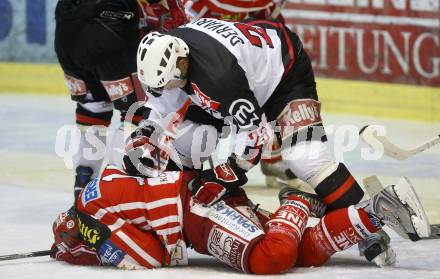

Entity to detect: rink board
[1,62,439,122]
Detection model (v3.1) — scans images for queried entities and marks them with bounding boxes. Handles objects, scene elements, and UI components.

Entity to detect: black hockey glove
[189,160,248,206]
[123,121,173,178]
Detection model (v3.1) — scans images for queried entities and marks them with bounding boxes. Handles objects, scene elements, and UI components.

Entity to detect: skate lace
[304,196,326,218]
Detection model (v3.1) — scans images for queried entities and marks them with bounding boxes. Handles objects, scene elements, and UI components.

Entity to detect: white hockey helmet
[137,32,189,90]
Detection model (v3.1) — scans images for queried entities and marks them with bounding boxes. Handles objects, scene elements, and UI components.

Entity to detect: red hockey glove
[164,0,187,31]
[149,0,187,32]
[189,161,248,206]
[52,243,101,266]
[124,121,173,177]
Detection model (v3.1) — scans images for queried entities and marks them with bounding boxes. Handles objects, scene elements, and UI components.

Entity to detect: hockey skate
[278,184,327,218]
[358,230,396,267]
[363,177,431,241]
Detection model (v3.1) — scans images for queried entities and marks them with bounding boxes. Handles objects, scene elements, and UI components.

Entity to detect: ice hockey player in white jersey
[130,18,394,266]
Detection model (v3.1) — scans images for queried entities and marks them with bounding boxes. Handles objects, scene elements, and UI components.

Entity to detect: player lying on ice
[51,159,430,273]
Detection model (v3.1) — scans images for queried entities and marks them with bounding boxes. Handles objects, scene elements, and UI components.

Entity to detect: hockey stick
[0,250,53,261]
[359,125,440,160]
[208,156,215,169]
[271,0,288,18]
[363,175,439,240]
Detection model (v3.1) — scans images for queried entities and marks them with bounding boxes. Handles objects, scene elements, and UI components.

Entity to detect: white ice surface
[0,94,439,278]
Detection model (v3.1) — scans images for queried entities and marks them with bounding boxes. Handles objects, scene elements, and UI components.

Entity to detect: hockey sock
[248,196,311,274]
[296,205,379,267]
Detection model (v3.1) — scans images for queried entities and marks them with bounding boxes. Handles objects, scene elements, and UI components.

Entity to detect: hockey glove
[51,243,101,266]
[164,0,187,30]
[189,161,248,206]
[124,121,173,178]
[149,0,187,32]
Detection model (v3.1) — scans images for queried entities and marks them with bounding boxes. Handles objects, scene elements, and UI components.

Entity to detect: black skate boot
[74,166,93,203]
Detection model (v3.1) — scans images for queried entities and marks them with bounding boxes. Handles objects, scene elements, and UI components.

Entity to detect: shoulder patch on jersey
[64,74,87,96]
[190,82,220,111]
[81,178,101,206]
[101,77,134,101]
[277,99,322,140]
[228,99,259,129]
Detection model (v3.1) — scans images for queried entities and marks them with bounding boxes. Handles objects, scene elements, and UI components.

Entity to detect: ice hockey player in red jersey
[54,0,187,201]
[51,161,430,273]
[183,0,284,21]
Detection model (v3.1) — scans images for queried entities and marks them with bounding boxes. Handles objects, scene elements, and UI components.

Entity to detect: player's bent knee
[296,252,329,267]
[295,228,331,267]
[248,233,298,274]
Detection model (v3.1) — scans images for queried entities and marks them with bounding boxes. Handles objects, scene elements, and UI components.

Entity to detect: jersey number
[234,23,274,49]
[102,174,145,186]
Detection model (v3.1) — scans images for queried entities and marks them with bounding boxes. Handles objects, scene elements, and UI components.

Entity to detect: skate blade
[426,224,440,239]
[393,177,431,240]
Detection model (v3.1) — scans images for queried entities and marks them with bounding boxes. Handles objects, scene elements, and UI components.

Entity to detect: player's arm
[124,91,192,177]
[51,207,102,266]
[52,206,169,269]
[190,87,268,206]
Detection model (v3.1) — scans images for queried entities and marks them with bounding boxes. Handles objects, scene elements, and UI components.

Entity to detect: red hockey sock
[296,205,379,267]
[248,196,311,274]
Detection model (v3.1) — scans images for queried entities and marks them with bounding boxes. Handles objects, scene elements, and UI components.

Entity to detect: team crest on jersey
[190,82,220,110]
[228,99,259,129]
[82,178,101,206]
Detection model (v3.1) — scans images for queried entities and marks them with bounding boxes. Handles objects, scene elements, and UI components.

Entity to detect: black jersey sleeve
[170,26,264,132]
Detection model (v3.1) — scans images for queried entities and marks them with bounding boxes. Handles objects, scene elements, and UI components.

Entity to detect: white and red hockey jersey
[76,165,188,269]
[184,0,275,20]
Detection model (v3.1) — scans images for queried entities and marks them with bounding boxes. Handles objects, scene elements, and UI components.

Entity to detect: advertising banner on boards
[0,0,439,86]
[283,0,440,86]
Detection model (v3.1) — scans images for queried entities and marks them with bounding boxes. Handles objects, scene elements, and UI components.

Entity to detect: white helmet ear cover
[137,32,189,89]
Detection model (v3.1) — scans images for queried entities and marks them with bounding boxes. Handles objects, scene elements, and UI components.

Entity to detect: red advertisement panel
[283,0,440,86]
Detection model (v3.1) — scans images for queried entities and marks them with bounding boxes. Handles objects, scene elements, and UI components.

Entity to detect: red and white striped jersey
[184,0,274,20]
[76,165,187,269]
